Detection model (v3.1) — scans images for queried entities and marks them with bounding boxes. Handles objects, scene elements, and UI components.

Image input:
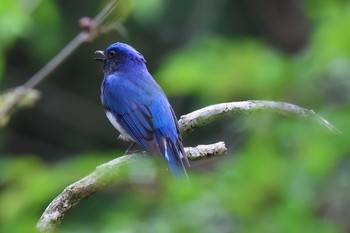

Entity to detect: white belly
[105,111,133,141]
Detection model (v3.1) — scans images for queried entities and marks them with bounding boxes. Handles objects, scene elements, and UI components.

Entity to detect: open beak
[94,50,106,61]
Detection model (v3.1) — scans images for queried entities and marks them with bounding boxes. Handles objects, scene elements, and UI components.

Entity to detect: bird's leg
[117,134,136,155]
[124,142,136,155]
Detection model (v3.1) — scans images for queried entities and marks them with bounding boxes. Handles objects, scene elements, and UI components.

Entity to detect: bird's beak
[94,50,106,62]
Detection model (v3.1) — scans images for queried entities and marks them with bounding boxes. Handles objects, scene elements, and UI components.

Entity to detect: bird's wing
[113,103,159,152]
[113,102,188,178]
[102,73,158,150]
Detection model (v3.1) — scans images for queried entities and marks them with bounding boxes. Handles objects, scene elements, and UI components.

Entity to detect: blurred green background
[1,0,350,232]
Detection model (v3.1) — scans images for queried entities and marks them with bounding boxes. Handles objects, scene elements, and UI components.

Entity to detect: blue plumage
[95,42,189,178]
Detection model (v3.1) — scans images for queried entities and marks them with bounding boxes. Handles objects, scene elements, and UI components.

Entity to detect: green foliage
[0,0,60,79]
[0,0,30,48]
[157,1,350,106]
[128,0,165,25]
[0,152,118,233]
[25,0,61,62]
[0,0,30,79]
[156,38,290,102]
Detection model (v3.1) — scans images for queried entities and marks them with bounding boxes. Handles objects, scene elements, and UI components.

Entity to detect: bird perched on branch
[95,42,189,178]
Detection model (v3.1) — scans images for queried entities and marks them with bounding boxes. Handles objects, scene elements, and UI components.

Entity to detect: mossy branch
[37,100,339,233]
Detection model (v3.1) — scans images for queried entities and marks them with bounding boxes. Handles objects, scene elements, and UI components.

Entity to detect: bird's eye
[108,51,116,58]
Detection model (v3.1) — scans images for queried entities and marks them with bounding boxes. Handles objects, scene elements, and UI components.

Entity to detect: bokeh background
[1,0,350,232]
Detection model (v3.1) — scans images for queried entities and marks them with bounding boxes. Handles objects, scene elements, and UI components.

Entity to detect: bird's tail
[155,132,188,178]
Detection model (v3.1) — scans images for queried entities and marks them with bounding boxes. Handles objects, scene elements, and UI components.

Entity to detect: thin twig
[185,142,227,160]
[0,0,121,121]
[36,142,227,233]
[178,100,341,136]
[94,0,119,26]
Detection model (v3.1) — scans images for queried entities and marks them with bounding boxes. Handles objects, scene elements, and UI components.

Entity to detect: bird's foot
[118,134,130,142]
[124,142,136,155]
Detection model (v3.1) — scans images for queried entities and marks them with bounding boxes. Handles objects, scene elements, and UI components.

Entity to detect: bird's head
[94,42,146,75]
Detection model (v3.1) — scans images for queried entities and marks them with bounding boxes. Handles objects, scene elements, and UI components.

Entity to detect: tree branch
[179,100,341,135]
[185,142,227,160]
[36,142,227,233]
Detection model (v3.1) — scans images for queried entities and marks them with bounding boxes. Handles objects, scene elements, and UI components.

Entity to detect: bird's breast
[105,111,133,141]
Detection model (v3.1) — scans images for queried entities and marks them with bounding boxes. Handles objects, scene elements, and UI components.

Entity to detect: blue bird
[95,42,189,178]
